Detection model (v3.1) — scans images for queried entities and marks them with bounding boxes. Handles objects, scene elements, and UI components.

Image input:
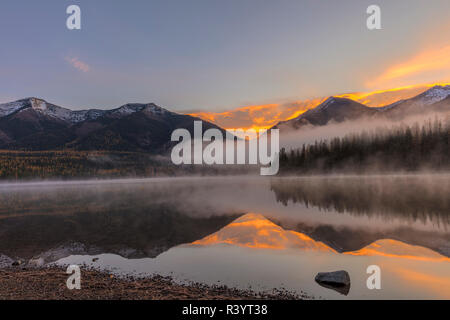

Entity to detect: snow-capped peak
[109,103,169,117]
[144,103,169,115]
[375,99,405,111]
[0,97,49,117]
[0,98,170,123]
[0,99,27,117]
[29,98,48,111]
[110,104,147,116]
[28,98,79,122]
[306,97,338,115]
[416,85,450,105]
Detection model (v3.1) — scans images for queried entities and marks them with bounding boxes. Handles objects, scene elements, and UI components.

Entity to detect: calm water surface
[0,175,449,299]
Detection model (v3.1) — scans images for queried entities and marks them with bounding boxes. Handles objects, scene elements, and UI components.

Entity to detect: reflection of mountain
[0,203,239,261]
[1,175,448,264]
[270,176,450,224]
[293,221,450,258]
[190,213,450,261]
[270,176,450,256]
[191,213,335,252]
[344,239,450,262]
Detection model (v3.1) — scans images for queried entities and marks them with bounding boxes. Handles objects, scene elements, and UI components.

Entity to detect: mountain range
[0,85,449,152]
[274,85,450,130]
[0,98,224,152]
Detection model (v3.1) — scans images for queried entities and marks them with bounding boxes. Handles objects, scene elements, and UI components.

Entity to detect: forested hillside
[279,117,449,173]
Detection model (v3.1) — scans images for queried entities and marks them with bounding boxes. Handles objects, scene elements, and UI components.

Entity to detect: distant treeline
[0,151,173,180]
[0,151,245,180]
[279,117,450,173]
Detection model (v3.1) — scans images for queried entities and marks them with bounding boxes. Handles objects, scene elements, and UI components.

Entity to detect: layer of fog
[0,174,448,234]
[279,111,449,149]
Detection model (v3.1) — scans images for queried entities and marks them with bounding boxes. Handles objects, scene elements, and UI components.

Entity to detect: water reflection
[191,213,335,252]
[270,175,450,225]
[344,239,450,262]
[0,195,238,260]
[56,213,450,299]
[0,175,449,299]
[191,213,450,264]
[0,175,449,261]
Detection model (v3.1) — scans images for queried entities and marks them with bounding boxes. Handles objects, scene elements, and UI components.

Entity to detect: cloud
[367,45,450,88]
[337,82,450,107]
[188,99,326,131]
[65,56,90,73]
[187,83,448,130]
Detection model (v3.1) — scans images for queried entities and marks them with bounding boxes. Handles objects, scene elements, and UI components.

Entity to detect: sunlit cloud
[367,45,450,89]
[337,82,450,107]
[189,98,325,131]
[187,82,448,129]
[65,56,90,73]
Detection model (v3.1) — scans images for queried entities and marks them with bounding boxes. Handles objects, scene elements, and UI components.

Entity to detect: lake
[0,174,449,299]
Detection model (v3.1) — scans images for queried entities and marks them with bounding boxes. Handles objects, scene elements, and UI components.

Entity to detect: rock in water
[315,270,351,295]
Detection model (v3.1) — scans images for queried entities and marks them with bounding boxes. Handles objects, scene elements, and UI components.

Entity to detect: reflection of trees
[270,176,450,226]
[0,185,239,259]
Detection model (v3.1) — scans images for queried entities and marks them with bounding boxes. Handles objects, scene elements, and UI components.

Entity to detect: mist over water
[0,174,448,226]
[280,112,449,149]
[0,174,448,257]
[0,173,449,299]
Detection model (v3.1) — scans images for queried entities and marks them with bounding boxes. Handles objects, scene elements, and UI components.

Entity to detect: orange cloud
[189,98,325,131]
[368,45,450,88]
[337,82,450,107]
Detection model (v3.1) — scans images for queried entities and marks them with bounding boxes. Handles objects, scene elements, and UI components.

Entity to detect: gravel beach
[0,266,306,300]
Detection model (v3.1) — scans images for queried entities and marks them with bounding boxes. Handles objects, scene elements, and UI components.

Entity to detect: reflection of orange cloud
[190,214,450,265]
[344,239,450,262]
[191,213,335,252]
[189,214,450,298]
[392,268,450,298]
[368,45,450,88]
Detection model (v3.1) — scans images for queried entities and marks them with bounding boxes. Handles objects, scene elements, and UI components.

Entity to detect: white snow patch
[313,97,335,113]
[416,86,450,105]
[0,100,27,117]
[1,99,168,123]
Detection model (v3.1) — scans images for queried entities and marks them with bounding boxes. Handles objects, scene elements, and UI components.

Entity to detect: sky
[0,0,449,128]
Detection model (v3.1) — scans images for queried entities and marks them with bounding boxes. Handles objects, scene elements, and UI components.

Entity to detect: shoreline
[0,266,309,300]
